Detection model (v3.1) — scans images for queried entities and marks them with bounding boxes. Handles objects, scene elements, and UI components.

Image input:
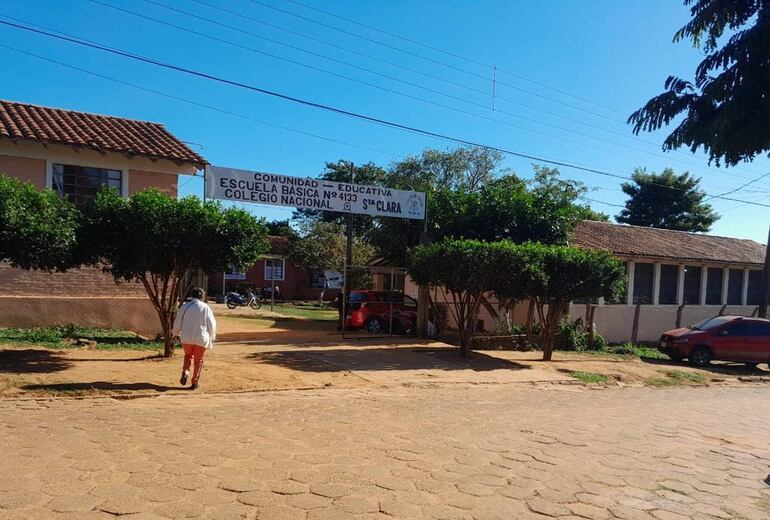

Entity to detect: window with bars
[706,267,724,305]
[632,263,654,304]
[658,265,679,305]
[727,269,744,305]
[52,163,122,206]
[264,259,285,281]
[683,266,702,304]
[747,270,762,305]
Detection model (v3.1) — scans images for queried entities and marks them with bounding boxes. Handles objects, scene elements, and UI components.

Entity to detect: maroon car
[659,315,770,368]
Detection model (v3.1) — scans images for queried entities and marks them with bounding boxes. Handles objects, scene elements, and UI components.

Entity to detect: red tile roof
[0,100,206,167]
[267,235,292,255]
[571,220,766,266]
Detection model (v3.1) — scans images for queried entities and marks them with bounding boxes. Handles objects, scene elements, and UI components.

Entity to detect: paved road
[0,385,769,520]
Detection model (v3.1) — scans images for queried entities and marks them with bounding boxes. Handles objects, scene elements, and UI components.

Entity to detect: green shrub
[555,320,607,352]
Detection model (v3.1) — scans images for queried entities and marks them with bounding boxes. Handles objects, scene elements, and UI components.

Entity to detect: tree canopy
[514,244,625,361]
[628,0,770,166]
[289,220,375,273]
[0,174,80,272]
[407,239,624,359]
[81,188,268,357]
[616,168,719,232]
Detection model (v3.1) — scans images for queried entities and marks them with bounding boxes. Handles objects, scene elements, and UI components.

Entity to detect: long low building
[407,220,767,344]
[566,220,766,342]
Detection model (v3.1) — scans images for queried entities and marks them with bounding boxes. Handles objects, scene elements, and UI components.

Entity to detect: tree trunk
[525,299,535,338]
[416,284,431,338]
[161,309,175,358]
[541,301,563,361]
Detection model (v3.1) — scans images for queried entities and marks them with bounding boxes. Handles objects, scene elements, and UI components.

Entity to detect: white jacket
[172,299,217,349]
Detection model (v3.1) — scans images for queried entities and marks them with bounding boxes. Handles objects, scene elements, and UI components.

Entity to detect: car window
[746,321,770,336]
[719,322,748,336]
[692,316,735,331]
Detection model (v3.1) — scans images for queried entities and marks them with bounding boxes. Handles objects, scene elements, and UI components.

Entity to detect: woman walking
[173,287,217,390]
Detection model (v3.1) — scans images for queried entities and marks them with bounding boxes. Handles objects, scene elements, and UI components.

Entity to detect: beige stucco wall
[0,154,46,188]
[568,304,758,343]
[128,169,178,196]
[0,139,195,197]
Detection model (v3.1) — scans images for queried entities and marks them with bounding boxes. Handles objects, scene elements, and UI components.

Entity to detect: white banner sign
[205,166,426,220]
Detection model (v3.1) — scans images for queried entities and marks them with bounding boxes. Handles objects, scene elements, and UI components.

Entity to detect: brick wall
[0,262,146,297]
[0,297,161,337]
[0,154,45,187]
[129,169,178,196]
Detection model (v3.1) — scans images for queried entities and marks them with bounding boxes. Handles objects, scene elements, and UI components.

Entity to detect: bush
[555,320,607,352]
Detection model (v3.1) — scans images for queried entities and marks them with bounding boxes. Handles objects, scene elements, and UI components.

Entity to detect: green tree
[81,188,268,357]
[628,0,770,166]
[407,239,503,356]
[265,219,299,241]
[0,174,80,271]
[517,244,625,361]
[616,168,719,231]
[289,220,375,300]
[292,161,389,239]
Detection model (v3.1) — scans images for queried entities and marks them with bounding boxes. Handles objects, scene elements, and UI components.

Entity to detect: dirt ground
[0,305,768,397]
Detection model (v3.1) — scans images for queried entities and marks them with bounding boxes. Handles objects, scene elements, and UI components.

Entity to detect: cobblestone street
[1,385,769,520]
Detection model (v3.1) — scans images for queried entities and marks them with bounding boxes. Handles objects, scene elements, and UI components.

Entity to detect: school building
[0,100,206,336]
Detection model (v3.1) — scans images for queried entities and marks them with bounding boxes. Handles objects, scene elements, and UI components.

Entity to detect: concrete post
[626,261,635,306]
[742,269,749,306]
[699,267,708,306]
[721,267,729,305]
[652,263,661,306]
[676,265,685,305]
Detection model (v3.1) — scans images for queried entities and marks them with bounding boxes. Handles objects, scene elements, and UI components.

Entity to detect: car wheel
[689,346,712,367]
[365,317,383,334]
[668,353,685,362]
[226,300,237,309]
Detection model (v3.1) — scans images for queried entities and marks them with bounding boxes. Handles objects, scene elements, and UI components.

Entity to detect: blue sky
[2,0,769,242]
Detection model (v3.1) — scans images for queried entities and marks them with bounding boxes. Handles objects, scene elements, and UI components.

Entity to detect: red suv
[343,290,418,334]
[659,315,770,368]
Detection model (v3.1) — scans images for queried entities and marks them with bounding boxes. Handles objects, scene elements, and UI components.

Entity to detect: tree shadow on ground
[0,349,73,374]
[216,331,430,348]
[247,347,530,373]
[21,382,179,393]
[641,357,770,376]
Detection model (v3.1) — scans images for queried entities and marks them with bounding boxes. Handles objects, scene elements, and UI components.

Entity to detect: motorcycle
[225,289,262,310]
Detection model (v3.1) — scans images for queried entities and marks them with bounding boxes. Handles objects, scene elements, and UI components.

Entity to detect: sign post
[205,166,426,221]
[205,165,427,336]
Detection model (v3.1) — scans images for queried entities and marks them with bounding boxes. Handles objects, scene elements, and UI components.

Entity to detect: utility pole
[759,225,770,318]
[416,203,430,338]
[340,161,355,338]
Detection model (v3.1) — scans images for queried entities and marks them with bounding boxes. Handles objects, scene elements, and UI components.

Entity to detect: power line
[244,0,626,124]
[0,43,400,159]
[2,18,769,209]
[92,0,770,189]
[283,0,627,116]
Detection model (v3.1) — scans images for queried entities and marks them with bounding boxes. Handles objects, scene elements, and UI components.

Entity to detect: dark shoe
[179,371,188,386]
[190,383,198,390]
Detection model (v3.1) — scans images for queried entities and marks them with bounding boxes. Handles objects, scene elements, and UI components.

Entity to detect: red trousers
[181,344,206,385]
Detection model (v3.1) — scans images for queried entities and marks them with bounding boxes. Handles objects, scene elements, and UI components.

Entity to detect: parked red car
[343,290,418,334]
[659,315,770,368]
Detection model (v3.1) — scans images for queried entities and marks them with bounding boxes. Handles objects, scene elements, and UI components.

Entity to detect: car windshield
[690,316,735,331]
